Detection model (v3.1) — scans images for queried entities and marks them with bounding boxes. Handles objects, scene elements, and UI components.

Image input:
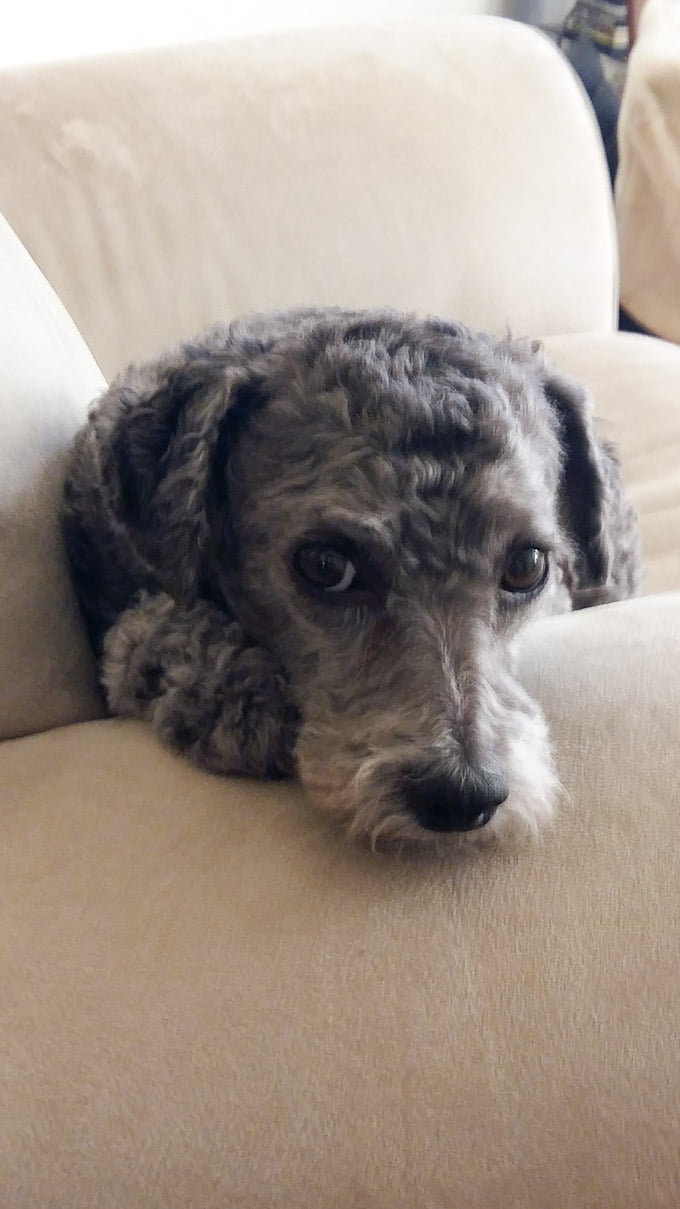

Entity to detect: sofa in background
[1,17,679,1208]
[616,0,680,342]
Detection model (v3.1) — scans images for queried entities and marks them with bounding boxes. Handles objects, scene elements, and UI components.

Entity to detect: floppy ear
[101,351,268,602]
[542,367,641,606]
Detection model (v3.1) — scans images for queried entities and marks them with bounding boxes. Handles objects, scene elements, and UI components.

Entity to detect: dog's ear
[542,367,640,606]
[102,355,268,601]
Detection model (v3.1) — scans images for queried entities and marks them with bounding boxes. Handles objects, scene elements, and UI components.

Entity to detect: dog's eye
[293,544,357,593]
[501,546,548,594]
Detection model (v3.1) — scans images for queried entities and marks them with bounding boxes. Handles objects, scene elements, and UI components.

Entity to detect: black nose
[402,765,509,833]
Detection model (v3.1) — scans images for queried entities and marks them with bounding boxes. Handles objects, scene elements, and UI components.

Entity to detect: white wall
[2,0,504,69]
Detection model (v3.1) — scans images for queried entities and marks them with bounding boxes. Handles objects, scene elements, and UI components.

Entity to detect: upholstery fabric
[0,214,105,739]
[616,0,680,342]
[1,592,680,1208]
[0,18,617,379]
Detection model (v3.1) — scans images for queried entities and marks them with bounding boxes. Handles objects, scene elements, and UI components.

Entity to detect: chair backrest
[0,17,617,379]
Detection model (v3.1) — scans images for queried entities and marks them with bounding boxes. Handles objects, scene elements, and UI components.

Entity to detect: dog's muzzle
[401,765,509,833]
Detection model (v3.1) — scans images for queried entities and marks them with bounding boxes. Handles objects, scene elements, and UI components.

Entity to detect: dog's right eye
[293,544,357,593]
[501,545,548,594]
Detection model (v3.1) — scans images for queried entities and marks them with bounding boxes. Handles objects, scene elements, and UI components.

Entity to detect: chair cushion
[1,590,679,1207]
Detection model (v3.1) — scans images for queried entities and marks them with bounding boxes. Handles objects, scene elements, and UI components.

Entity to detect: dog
[62,308,641,846]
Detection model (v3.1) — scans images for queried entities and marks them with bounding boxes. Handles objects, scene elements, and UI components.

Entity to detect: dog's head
[105,310,639,845]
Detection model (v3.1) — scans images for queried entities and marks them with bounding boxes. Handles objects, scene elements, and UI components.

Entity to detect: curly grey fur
[62,308,641,845]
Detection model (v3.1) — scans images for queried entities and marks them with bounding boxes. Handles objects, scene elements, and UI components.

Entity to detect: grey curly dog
[63,309,641,846]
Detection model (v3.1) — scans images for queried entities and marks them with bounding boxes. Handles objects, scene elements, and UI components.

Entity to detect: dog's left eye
[293,544,357,593]
[501,546,548,594]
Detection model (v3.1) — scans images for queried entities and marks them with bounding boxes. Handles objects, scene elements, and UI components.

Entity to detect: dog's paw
[102,591,299,778]
[163,642,300,779]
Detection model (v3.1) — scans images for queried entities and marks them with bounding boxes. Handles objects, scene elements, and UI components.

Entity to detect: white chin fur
[298,702,560,851]
[463,703,560,847]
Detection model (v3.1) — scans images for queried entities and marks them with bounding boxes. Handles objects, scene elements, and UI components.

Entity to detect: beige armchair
[1,17,679,1207]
